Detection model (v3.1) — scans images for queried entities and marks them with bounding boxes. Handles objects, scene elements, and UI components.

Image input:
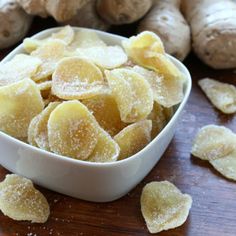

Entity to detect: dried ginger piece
[31,39,67,81]
[141,181,192,234]
[210,152,236,181]
[198,78,236,114]
[131,65,184,107]
[191,125,236,161]
[0,79,44,138]
[114,120,152,160]
[87,127,120,163]
[0,54,42,86]
[76,45,128,69]
[105,68,153,123]
[48,100,99,160]
[148,102,168,139]
[28,115,40,147]
[52,57,108,100]
[29,102,60,150]
[69,30,106,50]
[82,93,126,136]
[0,174,49,223]
[122,31,183,80]
[23,26,75,53]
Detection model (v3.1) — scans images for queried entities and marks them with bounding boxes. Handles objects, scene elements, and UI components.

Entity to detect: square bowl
[0,27,192,202]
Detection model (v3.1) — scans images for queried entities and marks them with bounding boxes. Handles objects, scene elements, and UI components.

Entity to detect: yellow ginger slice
[141,181,192,234]
[82,93,126,136]
[28,115,40,147]
[122,31,183,79]
[0,174,49,223]
[210,152,236,181]
[52,57,108,100]
[23,26,75,53]
[29,102,61,151]
[132,65,184,107]
[114,120,152,160]
[105,68,153,123]
[31,39,67,81]
[48,100,99,160]
[87,128,120,163]
[0,54,42,86]
[191,125,236,161]
[198,78,236,114]
[0,79,44,138]
[37,80,52,98]
[69,30,106,49]
[76,45,128,69]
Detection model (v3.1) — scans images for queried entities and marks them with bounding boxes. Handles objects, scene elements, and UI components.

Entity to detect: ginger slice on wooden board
[114,120,152,160]
[191,125,236,161]
[141,181,192,234]
[198,78,236,114]
[0,174,49,223]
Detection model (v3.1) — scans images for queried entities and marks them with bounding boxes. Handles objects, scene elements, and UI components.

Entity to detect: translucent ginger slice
[0,79,44,138]
[48,100,99,160]
[23,26,75,53]
[141,181,192,234]
[31,39,67,81]
[69,30,106,50]
[31,102,61,151]
[132,66,184,107]
[198,78,236,114]
[210,152,236,181]
[82,93,126,136]
[76,45,128,69]
[51,25,75,45]
[114,120,152,160]
[87,127,120,163]
[105,68,153,123]
[0,54,42,86]
[122,32,183,79]
[148,102,168,139]
[191,125,236,161]
[0,174,49,223]
[52,57,108,100]
[28,115,40,147]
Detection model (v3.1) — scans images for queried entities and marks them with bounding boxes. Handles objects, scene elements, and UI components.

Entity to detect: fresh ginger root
[182,0,236,69]
[96,0,153,25]
[138,0,191,61]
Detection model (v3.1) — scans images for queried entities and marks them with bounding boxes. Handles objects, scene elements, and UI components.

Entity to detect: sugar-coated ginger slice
[141,181,192,234]
[122,32,183,79]
[191,125,236,161]
[0,79,44,138]
[23,38,42,54]
[132,66,184,107]
[198,78,236,114]
[114,120,152,160]
[0,174,49,223]
[31,102,61,151]
[105,68,153,123]
[87,127,120,163]
[50,25,75,45]
[0,54,42,86]
[148,102,168,139]
[48,100,99,160]
[28,115,40,147]
[210,152,236,181]
[31,39,67,81]
[76,45,128,69]
[37,80,52,98]
[82,93,126,136]
[69,30,106,50]
[52,57,108,100]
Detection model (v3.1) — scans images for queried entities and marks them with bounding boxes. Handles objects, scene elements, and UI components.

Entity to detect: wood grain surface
[0,18,235,236]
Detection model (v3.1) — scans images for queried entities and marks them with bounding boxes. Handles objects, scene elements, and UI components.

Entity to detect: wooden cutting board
[0,18,235,236]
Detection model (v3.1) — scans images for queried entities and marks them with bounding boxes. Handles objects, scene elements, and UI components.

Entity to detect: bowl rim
[0,26,192,168]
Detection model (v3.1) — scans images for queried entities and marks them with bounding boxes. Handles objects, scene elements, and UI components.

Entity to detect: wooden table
[0,18,236,236]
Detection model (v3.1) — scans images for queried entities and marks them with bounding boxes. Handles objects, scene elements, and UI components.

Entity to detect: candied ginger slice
[51,25,75,45]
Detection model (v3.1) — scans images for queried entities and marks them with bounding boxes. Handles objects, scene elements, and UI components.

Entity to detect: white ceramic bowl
[0,27,192,202]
